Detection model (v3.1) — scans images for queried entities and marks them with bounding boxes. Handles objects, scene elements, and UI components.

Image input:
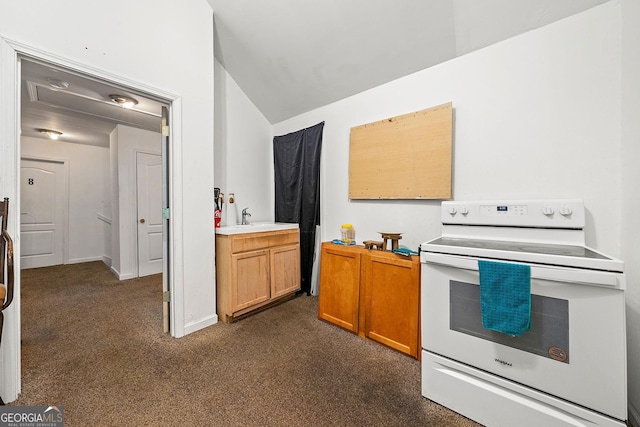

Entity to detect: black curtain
[273,122,324,295]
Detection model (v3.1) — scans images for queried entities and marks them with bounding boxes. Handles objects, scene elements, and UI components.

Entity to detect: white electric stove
[420,200,627,427]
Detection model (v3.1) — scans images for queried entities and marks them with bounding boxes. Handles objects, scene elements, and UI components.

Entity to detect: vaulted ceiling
[208,0,609,123]
[21,0,609,146]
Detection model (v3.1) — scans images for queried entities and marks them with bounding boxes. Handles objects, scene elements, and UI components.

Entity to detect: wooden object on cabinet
[216,229,300,323]
[318,242,420,358]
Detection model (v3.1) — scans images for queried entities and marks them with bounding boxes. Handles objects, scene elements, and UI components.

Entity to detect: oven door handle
[422,253,624,289]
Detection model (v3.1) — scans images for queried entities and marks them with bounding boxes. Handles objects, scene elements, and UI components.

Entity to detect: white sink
[215,222,299,235]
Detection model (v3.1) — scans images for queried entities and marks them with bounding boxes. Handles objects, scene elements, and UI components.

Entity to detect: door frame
[20,155,70,268]
[0,37,187,402]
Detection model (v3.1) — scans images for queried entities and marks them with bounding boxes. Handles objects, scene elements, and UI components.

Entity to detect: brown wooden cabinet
[270,245,301,299]
[318,242,420,358]
[216,229,300,322]
[362,251,420,358]
[318,243,362,333]
[232,248,270,311]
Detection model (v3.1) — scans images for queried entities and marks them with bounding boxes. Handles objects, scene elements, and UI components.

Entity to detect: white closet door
[136,152,163,277]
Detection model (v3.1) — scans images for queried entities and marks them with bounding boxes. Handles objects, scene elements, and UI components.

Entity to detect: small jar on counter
[341,224,355,245]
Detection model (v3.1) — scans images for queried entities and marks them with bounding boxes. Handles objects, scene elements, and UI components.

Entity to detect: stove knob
[460,207,469,216]
[542,205,555,217]
[448,207,457,216]
[559,205,573,216]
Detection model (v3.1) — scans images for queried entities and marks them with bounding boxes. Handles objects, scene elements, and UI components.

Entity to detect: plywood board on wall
[349,102,453,199]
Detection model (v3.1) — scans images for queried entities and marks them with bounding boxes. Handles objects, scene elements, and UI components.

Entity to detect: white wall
[621,0,640,424]
[1,0,215,401]
[109,125,161,280]
[270,1,640,420]
[21,137,109,264]
[273,3,622,254]
[214,58,273,225]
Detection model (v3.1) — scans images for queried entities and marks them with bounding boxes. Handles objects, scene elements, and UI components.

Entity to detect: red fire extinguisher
[214,188,222,228]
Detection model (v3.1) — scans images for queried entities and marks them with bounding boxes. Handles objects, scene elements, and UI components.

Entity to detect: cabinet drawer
[229,229,300,253]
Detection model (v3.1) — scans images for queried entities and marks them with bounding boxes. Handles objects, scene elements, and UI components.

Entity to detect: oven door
[421,252,627,420]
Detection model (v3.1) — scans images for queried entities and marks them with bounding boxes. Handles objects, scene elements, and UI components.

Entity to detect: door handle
[140,218,145,224]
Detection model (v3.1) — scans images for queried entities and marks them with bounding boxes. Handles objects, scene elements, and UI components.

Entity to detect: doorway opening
[20,56,170,280]
[0,38,188,404]
[19,55,172,327]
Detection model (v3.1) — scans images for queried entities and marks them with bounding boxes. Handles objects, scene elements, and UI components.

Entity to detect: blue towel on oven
[478,260,531,337]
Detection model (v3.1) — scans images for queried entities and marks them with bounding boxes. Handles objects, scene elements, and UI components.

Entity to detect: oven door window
[450,280,569,363]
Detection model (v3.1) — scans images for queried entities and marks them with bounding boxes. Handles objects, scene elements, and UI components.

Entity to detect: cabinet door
[232,249,270,312]
[363,254,420,357]
[271,244,300,298]
[318,245,361,333]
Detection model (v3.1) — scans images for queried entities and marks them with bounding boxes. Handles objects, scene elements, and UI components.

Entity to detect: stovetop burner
[421,200,624,272]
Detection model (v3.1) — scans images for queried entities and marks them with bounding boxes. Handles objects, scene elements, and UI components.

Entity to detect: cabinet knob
[140,218,145,224]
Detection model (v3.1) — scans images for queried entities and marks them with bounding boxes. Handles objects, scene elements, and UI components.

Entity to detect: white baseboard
[109,265,120,278]
[67,256,103,264]
[102,255,112,267]
[629,401,639,427]
[109,265,135,281]
[183,313,218,336]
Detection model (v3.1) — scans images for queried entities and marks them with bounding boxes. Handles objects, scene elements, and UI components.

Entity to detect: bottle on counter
[341,223,355,245]
[227,192,237,225]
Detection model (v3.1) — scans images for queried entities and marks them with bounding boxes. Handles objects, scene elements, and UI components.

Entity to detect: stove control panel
[441,199,585,228]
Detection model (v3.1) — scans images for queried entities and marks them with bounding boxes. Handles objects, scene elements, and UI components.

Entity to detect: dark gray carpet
[13,261,480,426]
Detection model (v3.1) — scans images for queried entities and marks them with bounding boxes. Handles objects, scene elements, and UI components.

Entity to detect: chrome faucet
[241,207,251,225]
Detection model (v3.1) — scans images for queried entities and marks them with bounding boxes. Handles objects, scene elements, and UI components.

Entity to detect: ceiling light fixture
[109,94,139,109]
[37,129,63,140]
[47,78,70,90]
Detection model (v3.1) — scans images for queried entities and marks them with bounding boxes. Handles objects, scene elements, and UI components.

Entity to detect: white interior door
[20,158,66,269]
[137,152,163,277]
